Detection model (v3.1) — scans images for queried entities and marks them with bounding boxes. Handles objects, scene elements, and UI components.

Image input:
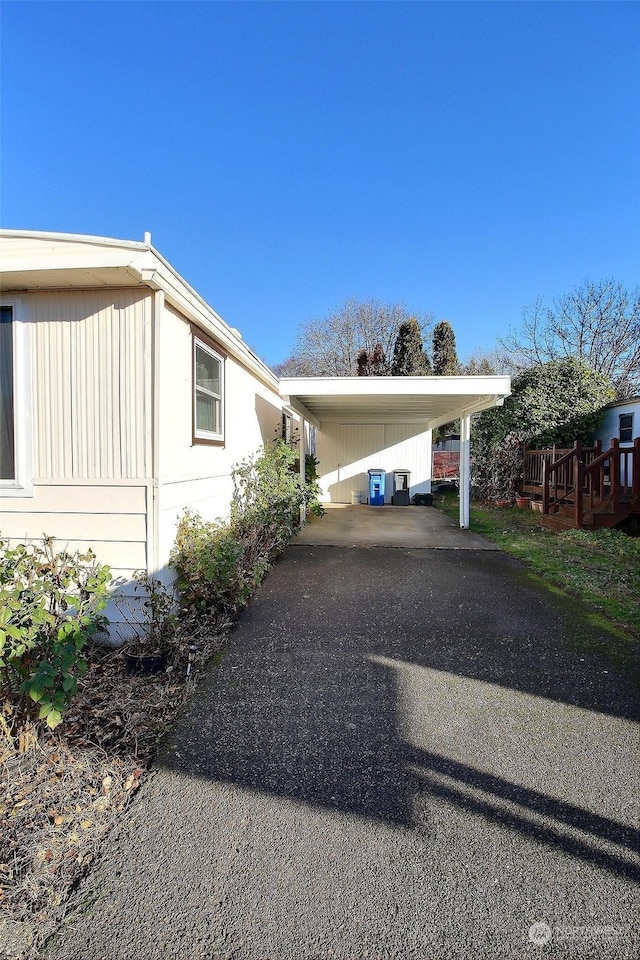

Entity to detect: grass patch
[434,490,640,643]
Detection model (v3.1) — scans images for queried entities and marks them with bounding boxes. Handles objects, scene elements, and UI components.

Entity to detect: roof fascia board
[0,229,280,394]
[127,257,279,394]
[427,394,509,430]
[0,228,148,252]
[279,375,512,399]
[0,231,280,394]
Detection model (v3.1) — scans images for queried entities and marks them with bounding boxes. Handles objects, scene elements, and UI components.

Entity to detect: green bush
[172,440,317,616]
[171,510,249,616]
[232,439,308,560]
[0,537,111,731]
[472,358,615,500]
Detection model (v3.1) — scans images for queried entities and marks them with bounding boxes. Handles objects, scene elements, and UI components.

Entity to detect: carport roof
[279,376,511,428]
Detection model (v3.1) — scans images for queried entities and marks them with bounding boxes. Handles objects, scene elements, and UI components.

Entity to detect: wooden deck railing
[524,437,640,529]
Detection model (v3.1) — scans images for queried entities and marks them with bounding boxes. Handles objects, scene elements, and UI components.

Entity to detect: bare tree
[500,279,640,398]
[459,348,504,376]
[273,298,434,377]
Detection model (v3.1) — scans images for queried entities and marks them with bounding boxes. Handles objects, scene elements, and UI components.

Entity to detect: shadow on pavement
[164,545,640,884]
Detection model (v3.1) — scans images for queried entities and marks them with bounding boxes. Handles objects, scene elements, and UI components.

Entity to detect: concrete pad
[295,502,499,549]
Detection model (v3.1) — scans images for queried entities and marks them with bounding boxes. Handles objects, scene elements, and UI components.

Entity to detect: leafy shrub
[172,440,317,617]
[232,439,309,562]
[303,453,325,517]
[0,537,111,731]
[171,511,248,617]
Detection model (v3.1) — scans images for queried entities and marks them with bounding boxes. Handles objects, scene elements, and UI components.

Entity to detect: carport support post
[299,416,307,526]
[459,414,471,529]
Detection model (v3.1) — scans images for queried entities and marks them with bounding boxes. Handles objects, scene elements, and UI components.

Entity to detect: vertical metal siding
[316,422,432,502]
[29,290,149,479]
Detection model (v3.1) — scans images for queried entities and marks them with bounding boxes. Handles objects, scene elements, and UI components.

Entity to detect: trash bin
[392,469,411,506]
[367,468,386,506]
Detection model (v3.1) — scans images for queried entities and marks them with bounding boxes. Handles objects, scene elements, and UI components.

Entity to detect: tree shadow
[164,544,640,884]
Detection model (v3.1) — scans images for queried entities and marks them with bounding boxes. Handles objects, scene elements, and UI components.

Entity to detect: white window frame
[193,333,224,444]
[0,298,33,498]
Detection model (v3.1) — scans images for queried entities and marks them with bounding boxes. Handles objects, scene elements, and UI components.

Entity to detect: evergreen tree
[356,349,370,376]
[391,318,430,375]
[369,343,389,376]
[432,321,459,376]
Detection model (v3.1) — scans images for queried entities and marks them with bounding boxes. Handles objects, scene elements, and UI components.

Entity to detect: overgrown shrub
[172,440,317,617]
[171,511,249,617]
[0,537,111,733]
[232,439,309,558]
[472,358,615,500]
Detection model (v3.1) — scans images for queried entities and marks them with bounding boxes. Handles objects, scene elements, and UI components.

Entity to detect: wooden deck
[523,438,640,531]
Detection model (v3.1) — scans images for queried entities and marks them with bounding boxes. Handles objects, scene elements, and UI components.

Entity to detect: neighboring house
[593,396,639,490]
[1,229,511,630]
[592,397,639,449]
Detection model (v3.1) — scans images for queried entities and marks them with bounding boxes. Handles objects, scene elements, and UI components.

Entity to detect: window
[0,299,32,497]
[193,333,224,443]
[281,412,293,443]
[0,306,15,480]
[619,413,633,443]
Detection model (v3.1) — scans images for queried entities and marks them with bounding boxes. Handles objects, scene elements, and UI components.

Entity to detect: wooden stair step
[541,514,578,532]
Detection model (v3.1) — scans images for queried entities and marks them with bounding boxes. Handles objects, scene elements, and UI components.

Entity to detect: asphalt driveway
[46,537,640,959]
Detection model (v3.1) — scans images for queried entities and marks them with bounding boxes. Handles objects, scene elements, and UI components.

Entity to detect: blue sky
[1,1,638,367]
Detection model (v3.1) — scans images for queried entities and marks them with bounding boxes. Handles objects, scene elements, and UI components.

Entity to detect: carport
[279,376,511,528]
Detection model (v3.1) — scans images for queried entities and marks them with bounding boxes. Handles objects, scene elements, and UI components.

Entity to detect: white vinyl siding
[0,481,149,579]
[193,336,224,442]
[27,290,150,480]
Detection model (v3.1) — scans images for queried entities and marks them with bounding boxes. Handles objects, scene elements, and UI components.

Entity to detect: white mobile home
[1,230,511,616]
[0,230,287,596]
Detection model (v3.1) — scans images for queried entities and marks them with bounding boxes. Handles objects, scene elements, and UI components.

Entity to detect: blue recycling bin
[368,468,386,506]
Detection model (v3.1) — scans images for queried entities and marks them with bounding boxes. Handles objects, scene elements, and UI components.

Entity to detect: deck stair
[523,438,640,531]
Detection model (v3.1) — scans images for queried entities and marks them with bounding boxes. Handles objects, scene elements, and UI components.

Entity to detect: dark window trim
[0,304,16,481]
[619,412,633,443]
[0,297,33,497]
